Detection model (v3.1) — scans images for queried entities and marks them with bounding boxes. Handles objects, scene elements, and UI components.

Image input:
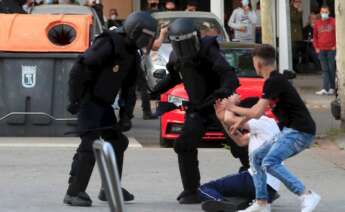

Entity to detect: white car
[143,11,230,91]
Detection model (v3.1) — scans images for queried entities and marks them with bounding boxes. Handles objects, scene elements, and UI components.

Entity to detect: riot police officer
[151,18,248,204]
[63,11,157,207]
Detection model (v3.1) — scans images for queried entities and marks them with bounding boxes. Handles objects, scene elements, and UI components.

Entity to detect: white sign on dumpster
[21,66,37,88]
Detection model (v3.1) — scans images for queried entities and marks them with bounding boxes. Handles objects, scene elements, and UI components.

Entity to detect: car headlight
[152,54,168,67]
[168,95,188,107]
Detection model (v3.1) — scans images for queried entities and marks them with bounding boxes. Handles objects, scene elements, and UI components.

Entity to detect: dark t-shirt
[262,71,316,135]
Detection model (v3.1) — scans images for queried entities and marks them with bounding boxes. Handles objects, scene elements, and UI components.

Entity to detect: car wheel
[159,118,174,148]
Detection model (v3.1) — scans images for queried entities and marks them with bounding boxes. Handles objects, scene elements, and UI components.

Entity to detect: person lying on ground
[198,97,281,212]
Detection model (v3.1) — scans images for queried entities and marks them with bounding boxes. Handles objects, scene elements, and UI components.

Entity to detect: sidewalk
[0,140,344,212]
[294,73,340,136]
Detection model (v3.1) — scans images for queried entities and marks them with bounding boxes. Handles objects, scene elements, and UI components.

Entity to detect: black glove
[150,92,160,100]
[67,102,80,115]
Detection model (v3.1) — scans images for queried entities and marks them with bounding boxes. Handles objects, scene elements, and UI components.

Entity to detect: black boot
[177,153,201,204]
[63,192,92,207]
[98,187,135,202]
[119,115,132,132]
[66,152,95,200]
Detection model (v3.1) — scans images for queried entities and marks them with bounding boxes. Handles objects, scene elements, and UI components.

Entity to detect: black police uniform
[66,29,139,199]
[64,11,157,207]
[152,36,248,203]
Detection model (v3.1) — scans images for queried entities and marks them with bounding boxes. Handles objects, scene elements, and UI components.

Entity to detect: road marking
[0,137,143,148]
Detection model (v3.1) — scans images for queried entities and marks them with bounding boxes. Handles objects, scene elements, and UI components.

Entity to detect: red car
[158,42,274,147]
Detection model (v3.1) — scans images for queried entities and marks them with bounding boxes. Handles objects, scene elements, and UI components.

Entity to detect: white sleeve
[248,11,257,25]
[228,9,242,30]
[247,119,262,134]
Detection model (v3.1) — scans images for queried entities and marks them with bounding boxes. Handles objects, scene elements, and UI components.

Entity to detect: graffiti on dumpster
[21,66,37,88]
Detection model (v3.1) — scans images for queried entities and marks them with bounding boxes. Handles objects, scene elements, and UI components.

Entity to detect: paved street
[1,74,345,212]
[0,138,345,212]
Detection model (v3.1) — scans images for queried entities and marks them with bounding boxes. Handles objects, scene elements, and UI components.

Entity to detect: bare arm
[152,26,168,51]
[228,98,270,119]
[221,110,250,147]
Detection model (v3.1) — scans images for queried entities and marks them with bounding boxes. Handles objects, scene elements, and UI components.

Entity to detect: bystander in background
[228,0,257,43]
[313,5,336,96]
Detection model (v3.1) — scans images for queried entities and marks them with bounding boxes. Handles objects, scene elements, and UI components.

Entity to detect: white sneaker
[300,191,321,212]
[315,89,328,95]
[327,89,335,95]
[238,202,271,212]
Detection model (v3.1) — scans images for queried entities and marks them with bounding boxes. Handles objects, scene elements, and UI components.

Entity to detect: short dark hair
[252,44,277,66]
[321,4,330,10]
[239,97,259,108]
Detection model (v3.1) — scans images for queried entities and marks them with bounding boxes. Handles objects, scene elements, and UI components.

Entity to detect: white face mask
[321,12,329,20]
[110,15,117,20]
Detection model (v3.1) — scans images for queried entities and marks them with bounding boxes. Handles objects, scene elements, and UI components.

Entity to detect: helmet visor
[169,31,200,60]
[136,28,156,54]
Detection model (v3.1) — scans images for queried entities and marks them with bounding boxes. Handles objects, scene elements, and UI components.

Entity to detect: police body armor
[92,31,138,105]
[69,30,139,106]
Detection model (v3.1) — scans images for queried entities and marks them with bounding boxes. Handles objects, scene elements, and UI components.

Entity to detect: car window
[222,48,258,78]
[157,17,226,42]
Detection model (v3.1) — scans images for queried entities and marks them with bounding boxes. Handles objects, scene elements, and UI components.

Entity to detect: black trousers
[67,100,129,195]
[173,110,249,193]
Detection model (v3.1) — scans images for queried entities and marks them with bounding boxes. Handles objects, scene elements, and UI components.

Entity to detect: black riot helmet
[168,18,200,60]
[123,11,157,54]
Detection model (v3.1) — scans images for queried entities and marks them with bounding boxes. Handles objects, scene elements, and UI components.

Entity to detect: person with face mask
[107,8,121,29]
[313,5,336,96]
[228,0,257,43]
[0,0,26,13]
[63,11,157,207]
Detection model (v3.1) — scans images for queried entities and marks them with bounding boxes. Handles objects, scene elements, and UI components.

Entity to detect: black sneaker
[98,187,135,202]
[238,166,249,173]
[269,192,280,203]
[178,193,201,204]
[202,197,250,212]
[63,192,92,207]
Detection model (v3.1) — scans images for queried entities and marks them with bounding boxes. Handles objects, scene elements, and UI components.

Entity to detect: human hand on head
[229,117,243,135]
[229,93,241,105]
[224,94,240,110]
[214,99,226,121]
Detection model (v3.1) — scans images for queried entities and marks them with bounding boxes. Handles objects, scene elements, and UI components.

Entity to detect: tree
[261,0,275,46]
[335,0,345,127]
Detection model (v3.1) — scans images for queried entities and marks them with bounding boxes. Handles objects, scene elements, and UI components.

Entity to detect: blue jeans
[319,50,336,90]
[250,128,315,200]
[198,171,276,202]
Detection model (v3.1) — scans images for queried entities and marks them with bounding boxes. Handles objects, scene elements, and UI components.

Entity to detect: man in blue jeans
[227,44,321,212]
[199,97,281,212]
[313,5,336,96]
